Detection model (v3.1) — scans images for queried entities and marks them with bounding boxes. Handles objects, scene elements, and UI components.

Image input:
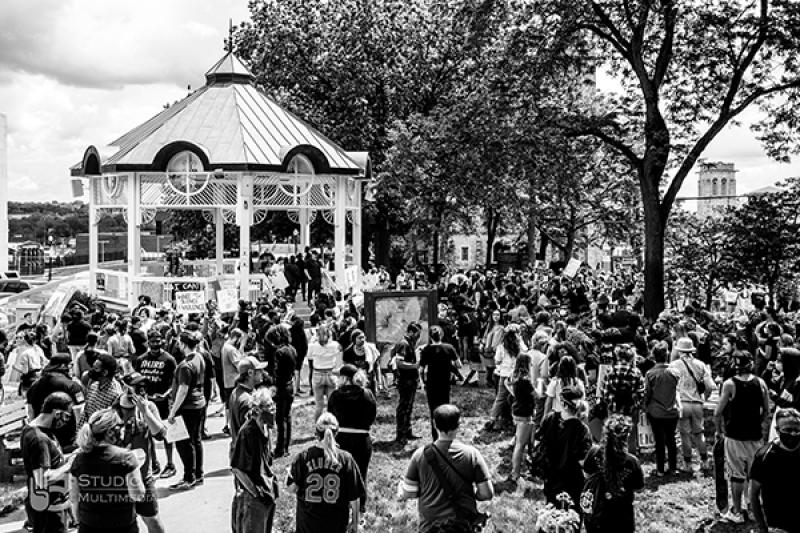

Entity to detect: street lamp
[47,231,54,281]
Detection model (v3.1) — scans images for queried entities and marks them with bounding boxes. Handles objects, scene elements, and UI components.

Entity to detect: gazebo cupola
[71,51,371,308]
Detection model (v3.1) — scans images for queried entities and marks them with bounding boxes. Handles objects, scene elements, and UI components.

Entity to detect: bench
[0,402,28,482]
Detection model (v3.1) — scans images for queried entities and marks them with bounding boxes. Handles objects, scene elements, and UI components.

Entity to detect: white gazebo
[71,52,371,309]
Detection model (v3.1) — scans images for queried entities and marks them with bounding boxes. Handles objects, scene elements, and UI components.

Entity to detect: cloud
[8,175,40,193]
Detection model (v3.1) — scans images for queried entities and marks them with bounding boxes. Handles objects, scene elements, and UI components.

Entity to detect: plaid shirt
[79,378,122,426]
[601,362,645,416]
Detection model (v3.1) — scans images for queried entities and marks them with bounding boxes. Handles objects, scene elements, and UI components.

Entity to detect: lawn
[267,385,752,533]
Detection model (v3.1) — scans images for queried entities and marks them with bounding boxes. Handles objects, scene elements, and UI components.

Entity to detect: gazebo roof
[72,52,367,176]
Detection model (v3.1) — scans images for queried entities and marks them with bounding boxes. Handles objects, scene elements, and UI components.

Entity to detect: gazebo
[70,51,371,309]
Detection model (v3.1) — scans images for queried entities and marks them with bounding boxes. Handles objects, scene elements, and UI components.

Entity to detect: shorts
[679,402,704,433]
[724,438,761,480]
[153,400,170,420]
[135,476,159,518]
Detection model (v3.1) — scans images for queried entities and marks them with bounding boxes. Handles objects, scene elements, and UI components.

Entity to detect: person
[306,252,323,303]
[69,408,146,533]
[269,324,297,457]
[21,392,74,533]
[66,310,92,360]
[644,341,681,475]
[750,407,800,533]
[229,356,268,441]
[78,353,122,427]
[221,328,246,433]
[419,326,461,440]
[543,355,585,419]
[289,312,309,396]
[394,322,423,444]
[114,373,168,533]
[167,330,206,490]
[714,351,770,524]
[508,352,535,482]
[601,345,646,453]
[669,337,716,472]
[480,310,504,387]
[307,325,342,423]
[529,331,552,431]
[486,325,523,431]
[327,365,377,514]
[106,321,135,375]
[230,388,278,533]
[535,387,592,507]
[133,330,177,478]
[342,328,380,393]
[288,413,365,533]
[10,330,47,396]
[398,404,494,533]
[26,353,85,450]
[581,415,645,533]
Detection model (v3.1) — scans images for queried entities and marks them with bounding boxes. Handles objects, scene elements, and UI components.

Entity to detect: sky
[0,0,796,204]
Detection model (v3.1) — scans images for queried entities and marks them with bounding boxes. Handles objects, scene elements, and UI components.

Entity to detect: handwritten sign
[174,290,205,314]
[216,288,239,313]
[563,258,582,278]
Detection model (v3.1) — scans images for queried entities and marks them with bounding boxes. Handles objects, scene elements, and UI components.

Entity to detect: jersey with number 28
[290,445,365,533]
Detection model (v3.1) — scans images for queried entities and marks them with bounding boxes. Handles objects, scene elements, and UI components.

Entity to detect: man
[167,330,207,490]
[26,354,85,449]
[398,404,494,533]
[296,253,307,302]
[600,345,646,453]
[129,316,148,357]
[778,333,800,393]
[419,326,461,440]
[78,352,121,427]
[116,373,168,533]
[289,311,308,396]
[21,392,74,533]
[306,251,323,302]
[221,328,246,433]
[528,331,551,430]
[133,330,177,478]
[229,356,268,441]
[394,322,423,444]
[669,337,716,472]
[65,310,91,360]
[714,352,770,524]
[16,313,35,334]
[750,407,800,533]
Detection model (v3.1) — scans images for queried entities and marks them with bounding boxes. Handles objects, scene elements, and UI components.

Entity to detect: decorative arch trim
[81,146,102,176]
[151,141,211,172]
[279,145,331,174]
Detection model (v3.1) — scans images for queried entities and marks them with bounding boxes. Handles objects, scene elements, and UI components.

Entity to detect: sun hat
[674,337,696,353]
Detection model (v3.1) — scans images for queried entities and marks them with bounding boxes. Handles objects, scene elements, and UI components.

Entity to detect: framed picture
[363,289,438,369]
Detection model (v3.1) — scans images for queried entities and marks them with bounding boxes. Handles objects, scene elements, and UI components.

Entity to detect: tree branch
[590,1,632,53]
[719,0,769,116]
[652,1,676,88]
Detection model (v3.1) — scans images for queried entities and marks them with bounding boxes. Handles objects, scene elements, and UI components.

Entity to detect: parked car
[0,280,31,294]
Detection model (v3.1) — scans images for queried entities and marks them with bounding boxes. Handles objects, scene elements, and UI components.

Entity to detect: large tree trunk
[432,230,440,268]
[643,210,666,320]
[485,208,499,268]
[527,206,537,268]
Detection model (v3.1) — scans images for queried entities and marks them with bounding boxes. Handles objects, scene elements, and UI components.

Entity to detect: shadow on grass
[642,470,701,492]
[372,439,417,459]
[472,424,514,445]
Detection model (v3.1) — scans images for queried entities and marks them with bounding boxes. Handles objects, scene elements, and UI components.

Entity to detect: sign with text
[562,258,582,278]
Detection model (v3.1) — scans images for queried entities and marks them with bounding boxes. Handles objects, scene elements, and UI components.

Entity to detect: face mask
[779,432,800,450]
[88,369,104,381]
[53,412,69,429]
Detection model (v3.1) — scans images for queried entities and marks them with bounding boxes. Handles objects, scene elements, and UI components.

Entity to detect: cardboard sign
[638,412,655,453]
[174,290,205,314]
[216,288,239,313]
[596,364,612,399]
[563,258,582,278]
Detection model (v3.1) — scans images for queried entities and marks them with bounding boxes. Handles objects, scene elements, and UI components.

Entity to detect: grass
[266,385,755,533]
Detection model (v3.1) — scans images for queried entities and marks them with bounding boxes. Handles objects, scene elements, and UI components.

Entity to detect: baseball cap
[43,353,72,373]
[237,356,267,375]
[339,364,358,379]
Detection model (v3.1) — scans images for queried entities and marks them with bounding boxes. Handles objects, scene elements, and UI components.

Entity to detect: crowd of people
[1,260,799,533]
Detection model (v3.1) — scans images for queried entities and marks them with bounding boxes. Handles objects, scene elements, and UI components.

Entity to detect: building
[697,161,737,218]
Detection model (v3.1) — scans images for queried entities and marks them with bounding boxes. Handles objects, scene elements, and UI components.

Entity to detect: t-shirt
[290,445,365,533]
[582,445,644,533]
[228,384,254,440]
[307,342,342,371]
[70,444,139,529]
[419,343,458,392]
[174,352,206,411]
[393,338,418,380]
[536,412,592,491]
[66,320,92,346]
[275,345,298,387]
[27,372,85,415]
[750,442,800,533]
[20,425,69,512]
[230,418,276,499]
[221,342,243,389]
[118,401,162,479]
[404,440,491,532]
[133,350,177,398]
[546,378,586,414]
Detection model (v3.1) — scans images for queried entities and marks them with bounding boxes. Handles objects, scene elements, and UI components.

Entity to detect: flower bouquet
[534,493,581,533]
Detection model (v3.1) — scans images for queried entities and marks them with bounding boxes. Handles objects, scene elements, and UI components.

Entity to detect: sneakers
[720,511,745,524]
[159,464,177,479]
[169,480,195,491]
[151,462,161,477]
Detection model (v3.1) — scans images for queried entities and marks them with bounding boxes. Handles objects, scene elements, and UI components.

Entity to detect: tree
[564,0,800,319]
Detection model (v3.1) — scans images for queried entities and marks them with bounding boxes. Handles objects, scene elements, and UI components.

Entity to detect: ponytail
[77,408,121,453]
[315,412,340,467]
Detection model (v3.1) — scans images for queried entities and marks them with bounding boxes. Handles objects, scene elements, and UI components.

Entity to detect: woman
[535,387,592,508]
[70,408,146,533]
[267,324,297,458]
[485,325,523,431]
[327,365,377,514]
[288,413,365,533]
[306,325,342,423]
[342,329,381,393]
[231,388,278,533]
[581,415,645,533]
[9,330,46,395]
[480,310,504,388]
[544,355,586,419]
[507,352,535,482]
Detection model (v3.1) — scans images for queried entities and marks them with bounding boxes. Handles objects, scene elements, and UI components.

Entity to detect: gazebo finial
[226,18,234,52]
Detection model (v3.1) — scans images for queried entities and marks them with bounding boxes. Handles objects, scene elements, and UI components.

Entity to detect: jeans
[336,433,372,511]
[648,415,678,472]
[396,377,418,439]
[176,408,204,483]
[312,370,337,423]
[231,489,275,533]
[713,433,729,512]
[678,402,707,463]
[489,377,511,420]
[426,387,450,440]
[275,384,294,454]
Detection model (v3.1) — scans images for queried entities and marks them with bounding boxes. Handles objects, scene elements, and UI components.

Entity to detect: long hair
[601,414,632,496]
[512,352,531,382]
[77,408,121,453]
[502,326,521,358]
[556,355,578,387]
[315,412,341,467]
[266,324,291,347]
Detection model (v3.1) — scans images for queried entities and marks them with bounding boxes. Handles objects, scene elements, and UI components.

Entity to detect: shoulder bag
[423,444,489,533]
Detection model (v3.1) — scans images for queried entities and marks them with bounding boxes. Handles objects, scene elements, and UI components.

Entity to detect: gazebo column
[88,178,98,294]
[126,174,141,309]
[299,208,310,249]
[352,181,362,285]
[334,176,347,287]
[237,175,253,301]
[215,208,224,275]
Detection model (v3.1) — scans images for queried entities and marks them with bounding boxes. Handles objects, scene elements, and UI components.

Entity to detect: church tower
[697,161,737,218]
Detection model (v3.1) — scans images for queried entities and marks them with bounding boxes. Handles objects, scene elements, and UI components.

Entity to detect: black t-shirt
[133,350,177,397]
[582,445,644,533]
[750,442,800,533]
[129,328,148,357]
[327,385,377,431]
[66,320,92,346]
[290,446,365,533]
[536,412,592,486]
[174,352,206,410]
[27,372,85,416]
[419,343,458,391]
[70,444,138,529]
[21,425,69,513]
[275,345,297,387]
[393,338,418,380]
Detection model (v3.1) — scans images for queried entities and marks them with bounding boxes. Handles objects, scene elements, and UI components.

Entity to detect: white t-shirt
[307,341,342,371]
[546,378,586,414]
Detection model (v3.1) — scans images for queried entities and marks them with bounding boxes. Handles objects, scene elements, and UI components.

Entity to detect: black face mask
[779,432,800,450]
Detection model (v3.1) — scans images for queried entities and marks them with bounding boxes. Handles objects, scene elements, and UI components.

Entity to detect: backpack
[580,471,609,530]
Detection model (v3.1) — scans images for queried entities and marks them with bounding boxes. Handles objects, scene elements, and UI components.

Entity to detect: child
[507,352,535,482]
